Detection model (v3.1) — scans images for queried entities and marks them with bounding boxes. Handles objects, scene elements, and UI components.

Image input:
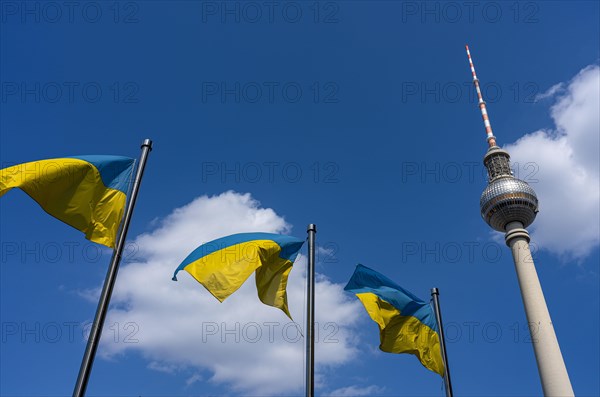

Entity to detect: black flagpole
[431,288,453,397]
[305,224,316,397]
[73,139,152,397]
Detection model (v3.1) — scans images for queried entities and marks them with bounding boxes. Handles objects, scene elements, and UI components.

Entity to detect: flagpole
[305,224,316,397]
[73,139,153,397]
[431,288,453,397]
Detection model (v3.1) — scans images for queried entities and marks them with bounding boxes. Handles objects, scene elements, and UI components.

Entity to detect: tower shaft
[506,222,574,396]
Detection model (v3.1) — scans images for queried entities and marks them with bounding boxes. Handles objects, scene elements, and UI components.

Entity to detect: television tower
[466,45,574,396]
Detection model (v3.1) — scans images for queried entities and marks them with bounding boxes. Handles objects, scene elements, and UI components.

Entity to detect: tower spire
[466,45,497,147]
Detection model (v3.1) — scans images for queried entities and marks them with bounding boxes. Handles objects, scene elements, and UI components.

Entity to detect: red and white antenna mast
[466,45,497,148]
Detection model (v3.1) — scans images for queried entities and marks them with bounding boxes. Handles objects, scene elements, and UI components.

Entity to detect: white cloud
[185,373,203,387]
[326,384,386,396]
[534,82,565,102]
[76,287,100,303]
[100,191,362,395]
[147,361,179,374]
[505,65,600,259]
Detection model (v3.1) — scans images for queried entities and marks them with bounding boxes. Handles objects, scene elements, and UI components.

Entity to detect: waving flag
[173,232,305,318]
[0,155,135,248]
[345,264,444,376]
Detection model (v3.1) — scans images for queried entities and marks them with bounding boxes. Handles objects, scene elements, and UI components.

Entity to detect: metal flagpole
[305,224,316,397]
[431,288,453,397]
[73,139,153,397]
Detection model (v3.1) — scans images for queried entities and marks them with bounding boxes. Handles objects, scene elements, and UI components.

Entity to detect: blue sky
[1,1,599,396]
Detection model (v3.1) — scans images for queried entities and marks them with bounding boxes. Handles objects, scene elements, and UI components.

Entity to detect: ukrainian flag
[0,155,135,248]
[172,233,305,318]
[345,264,444,376]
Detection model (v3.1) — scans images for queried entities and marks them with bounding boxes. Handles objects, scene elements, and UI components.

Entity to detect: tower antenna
[466,45,497,147]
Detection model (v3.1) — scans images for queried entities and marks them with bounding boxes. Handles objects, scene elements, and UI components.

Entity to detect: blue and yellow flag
[0,155,135,248]
[345,264,444,376]
[172,233,305,318]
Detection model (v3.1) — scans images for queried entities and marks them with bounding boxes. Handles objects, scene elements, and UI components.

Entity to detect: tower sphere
[480,176,539,232]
